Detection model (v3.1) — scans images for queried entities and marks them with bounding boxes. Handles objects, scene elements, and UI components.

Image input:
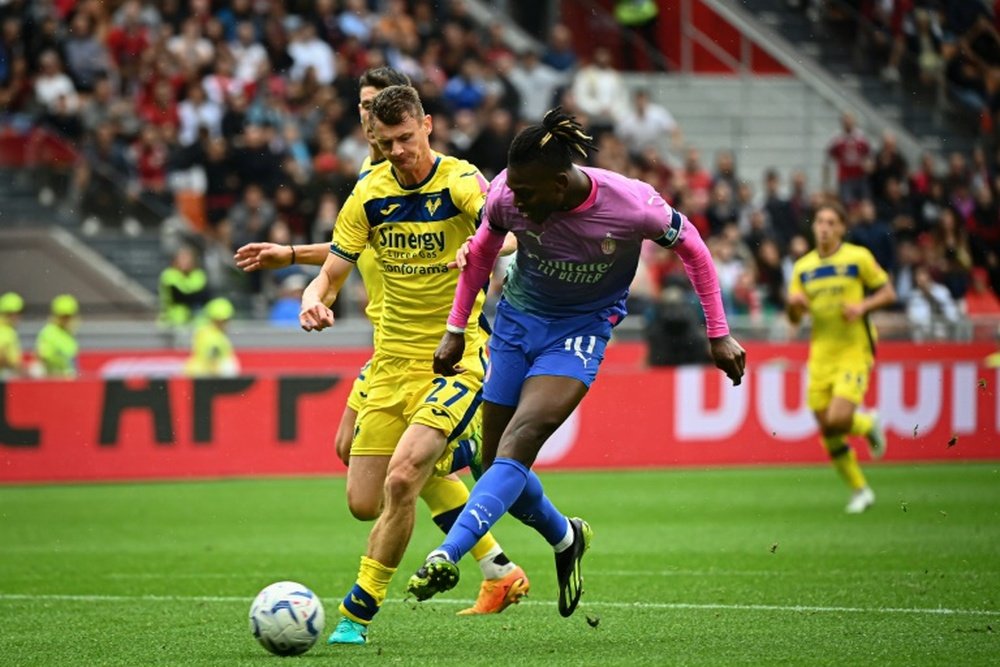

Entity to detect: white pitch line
[2,594,998,617]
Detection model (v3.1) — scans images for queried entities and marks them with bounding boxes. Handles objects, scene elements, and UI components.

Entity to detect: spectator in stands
[755,237,787,316]
[106,1,151,86]
[712,150,740,196]
[34,294,79,379]
[126,124,172,226]
[507,49,564,122]
[907,264,960,340]
[968,182,1000,274]
[168,17,215,73]
[927,205,974,300]
[77,122,131,231]
[443,58,487,111]
[788,170,813,233]
[870,130,908,201]
[965,267,1000,315]
[225,182,276,251]
[614,88,682,163]
[0,292,25,379]
[185,297,240,377]
[706,180,739,236]
[571,46,627,136]
[825,111,871,206]
[63,12,111,94]
[466,108,515,180]
[159,245,211,328]
[232,124,283,193]
[288,20,336,85]
[230,19,269,85]
[541,23,577,73]
[849,199,896,277]
[33,50,78,116]
[269,274,309,325]
[762,168,798,252]
[480,56,522,119]
[178,82,223,146]
[908,8,945,88]
[893,237,922,306]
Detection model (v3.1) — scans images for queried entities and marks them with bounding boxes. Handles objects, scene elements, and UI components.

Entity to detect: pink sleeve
[673,217,730,339]
[447,220,507,329]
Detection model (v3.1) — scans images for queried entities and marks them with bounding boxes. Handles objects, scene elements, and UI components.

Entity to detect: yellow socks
[823,436,867,491]
[339,556,396,624]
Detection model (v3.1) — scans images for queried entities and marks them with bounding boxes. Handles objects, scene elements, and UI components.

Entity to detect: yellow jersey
[356,155,387,334]
[331,153,488,359]
[789,242,889,363]
[185,322,239,377]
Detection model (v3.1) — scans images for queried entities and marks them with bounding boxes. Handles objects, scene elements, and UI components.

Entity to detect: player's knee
[503,416,561,455]
[345,486,382,521]
[383,462,424,505]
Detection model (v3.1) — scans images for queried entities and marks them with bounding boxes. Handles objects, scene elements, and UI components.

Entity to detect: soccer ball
[249,581,325,656]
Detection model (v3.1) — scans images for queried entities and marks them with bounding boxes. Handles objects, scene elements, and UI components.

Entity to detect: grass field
[2,463,999,666]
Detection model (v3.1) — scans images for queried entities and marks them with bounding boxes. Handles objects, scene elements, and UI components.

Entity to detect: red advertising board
[2,343,997,483]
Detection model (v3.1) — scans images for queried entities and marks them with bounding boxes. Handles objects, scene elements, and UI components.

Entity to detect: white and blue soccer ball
[249,581,325,656]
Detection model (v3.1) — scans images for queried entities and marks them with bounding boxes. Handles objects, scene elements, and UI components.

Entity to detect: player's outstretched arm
[299,253,353,332]
[670,215,746,386]
[234,242,330,271]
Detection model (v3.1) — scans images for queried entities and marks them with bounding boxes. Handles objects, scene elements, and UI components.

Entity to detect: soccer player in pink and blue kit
[407,108,747,617]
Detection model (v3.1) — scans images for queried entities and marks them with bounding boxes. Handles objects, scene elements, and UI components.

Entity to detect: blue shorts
[483,298,624,407]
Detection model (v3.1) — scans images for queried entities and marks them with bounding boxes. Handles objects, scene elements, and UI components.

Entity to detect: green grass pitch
[2,463,999,666]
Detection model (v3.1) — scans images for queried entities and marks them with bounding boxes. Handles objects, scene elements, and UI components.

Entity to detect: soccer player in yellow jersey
[299,85,514,644]
[788,202,896,514]
[235,71,528,620]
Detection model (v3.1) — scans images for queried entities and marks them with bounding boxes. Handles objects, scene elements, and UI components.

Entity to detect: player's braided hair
[508,107,597,170]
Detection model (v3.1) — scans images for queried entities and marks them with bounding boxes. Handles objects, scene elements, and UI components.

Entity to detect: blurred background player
[0,292,25,379]
[34,294,80,379]
[408,108,745,616]
[234,68,529,621]
[787,202,896,514]
[184,297,240,377]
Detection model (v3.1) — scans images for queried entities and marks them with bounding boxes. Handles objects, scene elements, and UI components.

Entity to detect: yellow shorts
[807,356,872,412]
[345,358,373,413]
[351,347,487,460]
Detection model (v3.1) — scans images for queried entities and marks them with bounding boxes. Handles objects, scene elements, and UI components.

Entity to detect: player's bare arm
[234,242,331,271]
[842,282,897,323]
[449,232,517,270]
[786,292,810,324]
[299,253,353,331]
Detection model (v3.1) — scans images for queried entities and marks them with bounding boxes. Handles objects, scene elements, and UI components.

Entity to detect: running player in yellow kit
[234,71,528,619]
[299,85,518,644]
[787,202,896,513]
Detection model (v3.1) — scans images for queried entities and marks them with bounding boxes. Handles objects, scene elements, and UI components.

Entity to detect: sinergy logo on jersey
[377,228,446,258]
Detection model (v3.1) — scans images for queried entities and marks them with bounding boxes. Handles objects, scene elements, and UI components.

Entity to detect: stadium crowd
[0,0,998,337]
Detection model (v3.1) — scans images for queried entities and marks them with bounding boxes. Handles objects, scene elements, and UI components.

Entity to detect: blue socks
[438,457,569,563]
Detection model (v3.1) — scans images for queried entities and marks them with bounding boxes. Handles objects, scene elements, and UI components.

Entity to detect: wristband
[445,324,466,335]
[288,245,296,265]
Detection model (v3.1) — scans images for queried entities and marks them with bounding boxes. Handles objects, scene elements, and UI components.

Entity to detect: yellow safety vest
[35,322,78,378]
[615,0,658,26]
